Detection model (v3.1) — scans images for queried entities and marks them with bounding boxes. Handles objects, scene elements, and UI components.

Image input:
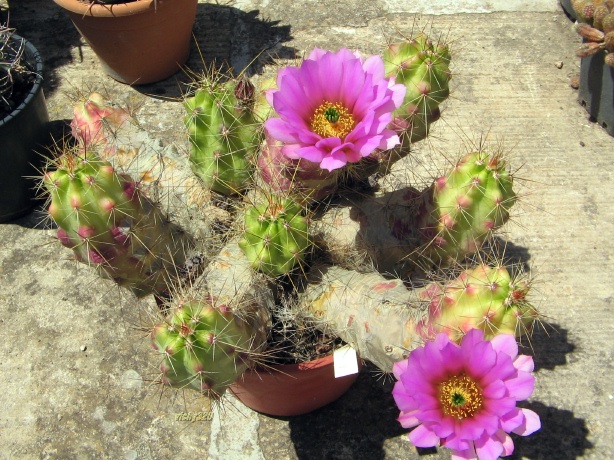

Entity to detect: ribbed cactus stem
[184,76,260,196]
[380,34,451,169]
[43,150,192,298]
[238,196,310,277]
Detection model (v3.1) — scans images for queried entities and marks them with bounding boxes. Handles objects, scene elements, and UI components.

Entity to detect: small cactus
[572,1,614,67]
[238,196,310,277]
[384,34,451,150]
[414,149,517,267]
[151,299,263,398]
[416,264,539,343]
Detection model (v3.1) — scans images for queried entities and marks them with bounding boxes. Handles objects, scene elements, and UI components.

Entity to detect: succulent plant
[414,149,517,268]
[238,196,310,277]
[572,0,614,67]
[41,29,545,416]
[383,34,451,154]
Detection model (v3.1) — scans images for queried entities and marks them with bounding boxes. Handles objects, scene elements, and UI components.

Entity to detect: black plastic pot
[0,34,50,223]
[579,50,614,137]
[560,0,577,21]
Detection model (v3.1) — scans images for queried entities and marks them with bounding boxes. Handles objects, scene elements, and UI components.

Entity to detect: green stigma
[324,107,340,123]
[451,392,466,407]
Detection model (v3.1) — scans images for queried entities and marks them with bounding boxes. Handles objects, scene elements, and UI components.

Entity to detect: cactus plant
[382,33,451,162]
[415,263,539,343]
[413,149,517,267]
[41,29,546,432]
[43,149,192,298]
[184,75,261,196]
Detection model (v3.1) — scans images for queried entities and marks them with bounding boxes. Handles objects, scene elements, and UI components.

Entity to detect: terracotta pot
[53,0,198,85]
[229,354,362,417]
[0,35,50,223]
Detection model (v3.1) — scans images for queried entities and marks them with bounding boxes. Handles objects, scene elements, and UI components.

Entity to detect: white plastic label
[333,345,359,378]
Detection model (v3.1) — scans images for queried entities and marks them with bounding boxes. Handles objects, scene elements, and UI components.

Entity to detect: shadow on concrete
[510,401,593,459]
[523,322,575,372]
[287,363,408,459]
[134,3,298,99]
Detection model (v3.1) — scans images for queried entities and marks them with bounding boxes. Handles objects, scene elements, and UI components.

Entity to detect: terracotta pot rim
[53,0,159,17]
[256,354,336,374]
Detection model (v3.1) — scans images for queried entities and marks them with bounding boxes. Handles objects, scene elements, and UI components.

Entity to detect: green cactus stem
[43,149,192,298]
[238,197,310,277]
[184,76,261,196]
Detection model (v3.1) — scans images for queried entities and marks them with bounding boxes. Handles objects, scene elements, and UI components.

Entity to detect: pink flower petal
[512,408,541,436]
[320,155,348,171]
[398,410,421,429]
[483,379,507,399]
[409,424,441,448]
[392,359,409,380]
[264,119,300,144]
[441,431,471,451]
[513,354,534,373]
[490,334,518,359]
[451,446,478,460]
[474,431,504,460]
[456,416,487,440]
[496,430,515,456]
[500,408,524,433]
[505,371,535,401]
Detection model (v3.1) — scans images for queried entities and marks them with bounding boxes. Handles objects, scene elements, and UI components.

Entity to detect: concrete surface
[0,0,612,459]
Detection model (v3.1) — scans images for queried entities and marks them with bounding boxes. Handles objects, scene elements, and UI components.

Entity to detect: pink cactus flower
[264,48,406,171]
[392,329,540,460]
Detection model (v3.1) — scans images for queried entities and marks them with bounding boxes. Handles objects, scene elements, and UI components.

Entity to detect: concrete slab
[0,0,612,459]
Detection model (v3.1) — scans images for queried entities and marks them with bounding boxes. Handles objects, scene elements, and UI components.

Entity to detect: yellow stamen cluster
[310,101,355,139]
[438,374,484,419]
